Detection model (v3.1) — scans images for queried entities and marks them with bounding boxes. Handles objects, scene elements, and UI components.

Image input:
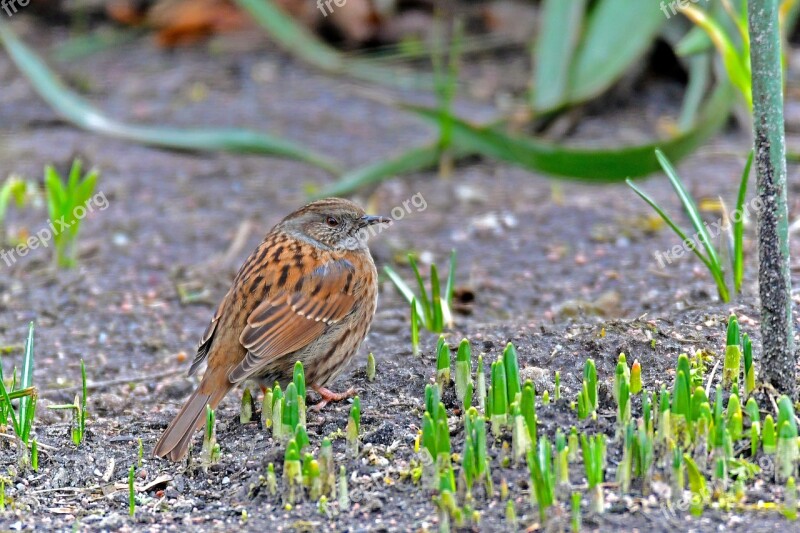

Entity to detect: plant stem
[748,0,795,395]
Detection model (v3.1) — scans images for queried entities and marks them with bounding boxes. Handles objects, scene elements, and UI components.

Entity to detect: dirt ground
[1,19,800,532]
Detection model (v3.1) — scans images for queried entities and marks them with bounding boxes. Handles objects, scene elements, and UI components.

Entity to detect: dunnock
[154,198,389,461]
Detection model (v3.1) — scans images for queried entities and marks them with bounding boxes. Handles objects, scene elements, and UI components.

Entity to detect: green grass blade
[444,249,456,305]
[531,0,587,112]
[625,179,713,272]
[408,255,432,327]
[44,166,66,222]
[567,0,666,104]
[403,81,734,182]
[67,159,82,192]
[733,151,754,293]
[681,5,752,108]
[0,22,340,174]
[0,387,35,403]
[18,322,34,442]
[0,372,21,436]
[383,265,426,321]
[654,150,723,273]
[314,143,472,199]
[430,264,443,333]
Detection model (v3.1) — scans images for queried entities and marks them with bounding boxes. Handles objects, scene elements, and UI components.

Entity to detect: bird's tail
[153,374,231,461]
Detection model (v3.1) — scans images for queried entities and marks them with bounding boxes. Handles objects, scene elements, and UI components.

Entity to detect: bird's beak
[359,215,392,227]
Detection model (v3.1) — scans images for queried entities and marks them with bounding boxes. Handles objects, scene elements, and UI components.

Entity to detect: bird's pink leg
[311,385,356,411]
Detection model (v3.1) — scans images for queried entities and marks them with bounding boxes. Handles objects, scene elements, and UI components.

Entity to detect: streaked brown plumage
[154,198,389,461]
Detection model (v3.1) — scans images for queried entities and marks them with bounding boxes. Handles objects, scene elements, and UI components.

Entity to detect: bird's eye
[326,216,339,227]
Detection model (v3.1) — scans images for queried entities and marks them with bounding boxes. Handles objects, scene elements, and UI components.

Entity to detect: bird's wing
[188,289,230,376]
[228,258,357,383]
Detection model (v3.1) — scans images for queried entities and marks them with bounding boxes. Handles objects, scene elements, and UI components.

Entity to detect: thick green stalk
[748,0,794,395]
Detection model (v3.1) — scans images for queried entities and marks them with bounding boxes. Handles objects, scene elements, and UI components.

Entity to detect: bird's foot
[311,385,356,411]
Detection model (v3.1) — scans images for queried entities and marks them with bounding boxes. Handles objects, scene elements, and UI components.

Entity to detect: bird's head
[281,197,391,251]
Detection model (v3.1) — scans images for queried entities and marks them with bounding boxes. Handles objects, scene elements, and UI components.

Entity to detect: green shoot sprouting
[512,403,530,464]
[319,437,335,498]
[202,405,220,465]
[554,429,569,488]
[271,384,284,440]
[410,298,420,356]
[635,419,653,490]
[293,361,306,427]
[283,439,302,504]
[671,355,691,440]
[581,433,606,514]
[266,463,277,496]
[584,359,598,413]
[743,333,755,397]
[78,358,87,444]
[346,396,361,456]
[554,371,561,401]
[672,446,684,497]
[384,250,457,333]
[128,465,136,517]
[746,396,760,429]
[764,414,777,455]
[436,336,450,394]
[294,424,310,454]
[44,159,99,268]
[470,408,490,496]
[476,355,486,413]
[521,381,536,448]
[617,422,635,494]
[726,393,743,442]
[617,367,630,434]
[505,499,517,530]
[776,396,798,483]
[48,358,87,446]
[626,150,753,302]
[527,437,555,523]
[0,175,27,238]
[366,352,376,382]
[308,459,322,501]
[630,359,642,395]
[503,343,521,404]
[282,382,300,437]
[0,322,36,450]
[338,466,349,510]
[31,439,38,472]
[455,339,472,403]
[723,315,741,390]
[568,427,579,464]
[261,387,273,429]
[490,359,508,435]
[240,387,253,424]
[785,477,798,521]
[684,454,709,516]
[570,491,581,532]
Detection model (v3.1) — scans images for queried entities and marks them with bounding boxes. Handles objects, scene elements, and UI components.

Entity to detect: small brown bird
[154,198,389,461]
